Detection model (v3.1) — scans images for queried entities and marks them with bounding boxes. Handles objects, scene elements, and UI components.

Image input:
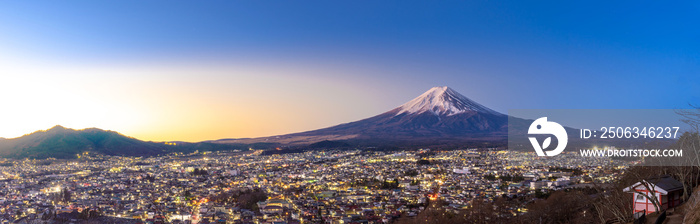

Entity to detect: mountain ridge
[214,86,509,146]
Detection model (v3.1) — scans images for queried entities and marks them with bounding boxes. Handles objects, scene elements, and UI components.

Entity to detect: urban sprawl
[0,149,633,223]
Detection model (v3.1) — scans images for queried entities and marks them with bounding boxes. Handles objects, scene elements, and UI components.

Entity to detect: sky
[0,1,699,142]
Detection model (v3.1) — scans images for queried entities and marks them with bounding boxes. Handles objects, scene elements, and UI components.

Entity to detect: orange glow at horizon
[0,56,397,142]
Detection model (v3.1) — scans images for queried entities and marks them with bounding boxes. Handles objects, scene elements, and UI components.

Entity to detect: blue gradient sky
[1,1,699,141]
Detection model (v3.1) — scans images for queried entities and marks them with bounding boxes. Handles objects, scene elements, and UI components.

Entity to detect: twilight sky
[0,1,699,141]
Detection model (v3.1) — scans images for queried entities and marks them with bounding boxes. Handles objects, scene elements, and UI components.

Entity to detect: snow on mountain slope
[395,86,502,116]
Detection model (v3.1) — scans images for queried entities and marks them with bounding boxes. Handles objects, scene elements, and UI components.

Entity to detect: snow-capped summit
[395,86,502,116]
[294,86,507,138]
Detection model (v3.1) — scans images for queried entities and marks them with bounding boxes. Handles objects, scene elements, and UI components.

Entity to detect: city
[0,148,632,223]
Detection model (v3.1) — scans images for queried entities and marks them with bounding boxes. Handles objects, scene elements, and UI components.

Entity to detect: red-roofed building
[623,175,684,214]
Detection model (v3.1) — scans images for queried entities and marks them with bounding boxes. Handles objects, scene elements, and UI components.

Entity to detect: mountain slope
[0,126,173,159]
[215,86,508,146]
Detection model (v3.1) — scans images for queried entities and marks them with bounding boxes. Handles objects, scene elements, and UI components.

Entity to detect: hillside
[0,126,174,159]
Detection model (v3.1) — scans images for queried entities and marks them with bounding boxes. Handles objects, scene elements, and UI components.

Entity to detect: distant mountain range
[1,86,515,158]
[5,86,657,159]
[0,126,246,159]
[213,86,509,148]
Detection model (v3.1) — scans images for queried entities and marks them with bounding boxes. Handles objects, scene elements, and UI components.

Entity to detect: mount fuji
[215,86,509,147]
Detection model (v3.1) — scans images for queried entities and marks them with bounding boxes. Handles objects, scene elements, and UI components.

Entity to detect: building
[623,175,684,214]
[453,167,470,174]
[530,181,545,190]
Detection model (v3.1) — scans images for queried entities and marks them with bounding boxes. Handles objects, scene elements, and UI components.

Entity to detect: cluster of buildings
[0,149,633,223]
